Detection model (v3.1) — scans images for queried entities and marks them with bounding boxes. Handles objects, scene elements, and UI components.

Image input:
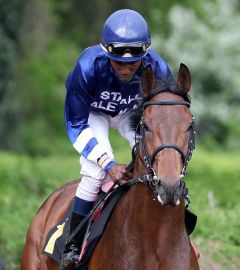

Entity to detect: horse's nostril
[155,179,185,206]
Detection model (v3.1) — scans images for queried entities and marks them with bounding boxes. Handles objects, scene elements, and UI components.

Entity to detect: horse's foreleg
[20,241,40,270]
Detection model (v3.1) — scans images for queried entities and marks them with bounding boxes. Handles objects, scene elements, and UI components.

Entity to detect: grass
[0,131,239,269]
[187,148,240,269]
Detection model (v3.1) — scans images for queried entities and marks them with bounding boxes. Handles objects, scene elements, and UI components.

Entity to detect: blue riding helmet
[100,9,151,62]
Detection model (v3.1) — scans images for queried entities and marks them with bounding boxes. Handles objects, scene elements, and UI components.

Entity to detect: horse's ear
[141,65,157,96]
[177,63,191,93]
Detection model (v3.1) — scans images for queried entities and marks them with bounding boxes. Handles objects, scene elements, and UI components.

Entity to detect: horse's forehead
[145,93,191,122]
[153,92,184,102]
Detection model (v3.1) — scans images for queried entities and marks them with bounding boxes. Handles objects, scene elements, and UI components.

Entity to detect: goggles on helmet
[101,42,149,58]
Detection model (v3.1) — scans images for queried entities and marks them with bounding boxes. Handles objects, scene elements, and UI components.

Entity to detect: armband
[98,154,116,173]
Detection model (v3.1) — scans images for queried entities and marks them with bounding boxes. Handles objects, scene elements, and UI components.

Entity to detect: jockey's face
[110,60,142,82]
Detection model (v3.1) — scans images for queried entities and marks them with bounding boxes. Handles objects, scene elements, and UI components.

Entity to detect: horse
[20,63,199,270]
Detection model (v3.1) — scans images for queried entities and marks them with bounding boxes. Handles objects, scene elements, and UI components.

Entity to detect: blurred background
[0,0,239,269]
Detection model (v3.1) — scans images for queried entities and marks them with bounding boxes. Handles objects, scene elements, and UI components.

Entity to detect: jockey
[61,9,173,270]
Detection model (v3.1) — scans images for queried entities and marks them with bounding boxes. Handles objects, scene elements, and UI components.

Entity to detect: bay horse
[21,63,199,270]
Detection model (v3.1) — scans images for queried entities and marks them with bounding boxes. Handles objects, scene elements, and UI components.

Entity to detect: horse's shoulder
[27,179,80,238]
[38,179,80,212]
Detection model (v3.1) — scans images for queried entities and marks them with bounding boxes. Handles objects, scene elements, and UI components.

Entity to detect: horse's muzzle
[155,177,185,206]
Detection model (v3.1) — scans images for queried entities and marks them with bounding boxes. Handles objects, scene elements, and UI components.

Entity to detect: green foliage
[0,151,79,267]
[0,0,24,149]
[0,0,24,40]
[197,114,230,145]
[1,0,239,153]
[49,0,152,46]
[151,0,240,147]
[187,148,240,267]
[13,40,79,155]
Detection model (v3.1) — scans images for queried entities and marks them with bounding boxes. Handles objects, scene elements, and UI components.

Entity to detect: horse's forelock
[156,79,189,98]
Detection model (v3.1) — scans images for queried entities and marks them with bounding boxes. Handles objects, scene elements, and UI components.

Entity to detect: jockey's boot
[60,212,86,270]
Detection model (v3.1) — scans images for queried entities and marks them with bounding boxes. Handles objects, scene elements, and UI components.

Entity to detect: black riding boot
[60,212,85,270]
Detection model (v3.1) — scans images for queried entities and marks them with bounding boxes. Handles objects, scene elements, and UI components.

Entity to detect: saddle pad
[42,186,126,268]
[76,186,126,269]
[42,209,71,263]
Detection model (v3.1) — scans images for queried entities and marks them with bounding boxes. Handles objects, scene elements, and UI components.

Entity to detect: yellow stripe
[44,222,65,254]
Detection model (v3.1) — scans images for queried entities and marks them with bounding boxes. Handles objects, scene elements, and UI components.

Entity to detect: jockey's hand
[108,164,133,184]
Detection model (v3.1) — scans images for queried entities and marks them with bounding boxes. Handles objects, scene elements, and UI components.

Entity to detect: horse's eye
[142,121,149,131]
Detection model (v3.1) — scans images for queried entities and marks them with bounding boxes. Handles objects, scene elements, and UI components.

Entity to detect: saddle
[42,182,197,269]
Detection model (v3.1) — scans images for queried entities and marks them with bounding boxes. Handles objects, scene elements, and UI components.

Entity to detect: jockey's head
[100,9,151,63]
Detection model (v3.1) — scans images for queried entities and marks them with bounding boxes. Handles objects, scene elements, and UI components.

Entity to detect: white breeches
[75,110,135,201]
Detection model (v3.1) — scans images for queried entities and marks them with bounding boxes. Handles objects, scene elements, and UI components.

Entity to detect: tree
[151,0,240,147]
[0,0,24,150]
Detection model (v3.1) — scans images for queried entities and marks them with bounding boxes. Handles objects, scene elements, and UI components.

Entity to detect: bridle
[129,89,196,207]
[140,96,195,178]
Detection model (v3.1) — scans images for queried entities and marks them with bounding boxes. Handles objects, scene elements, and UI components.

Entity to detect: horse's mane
[130,78,191,133]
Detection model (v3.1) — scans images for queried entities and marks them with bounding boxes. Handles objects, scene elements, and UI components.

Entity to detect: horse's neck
[115,183,187,268]
[127,161,186,242]
[92,163,190,269]
[125,184,186,230]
